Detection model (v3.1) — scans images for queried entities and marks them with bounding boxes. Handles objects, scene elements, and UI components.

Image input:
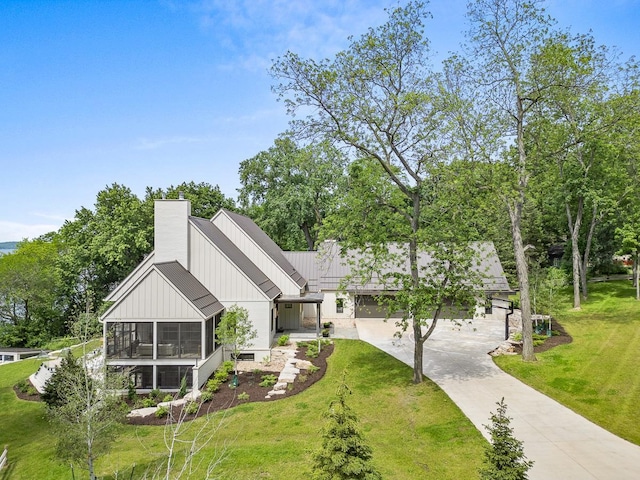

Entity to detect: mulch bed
[128,342,334,426]
[512,318,572,354]
[13,384,41,402]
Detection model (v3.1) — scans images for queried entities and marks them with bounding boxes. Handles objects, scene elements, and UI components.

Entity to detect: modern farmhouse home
[101,196,511,392]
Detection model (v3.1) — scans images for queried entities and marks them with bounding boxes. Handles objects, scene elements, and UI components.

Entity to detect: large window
[157,365,192,390]
[157,322,201,359]
[106,322,153,359]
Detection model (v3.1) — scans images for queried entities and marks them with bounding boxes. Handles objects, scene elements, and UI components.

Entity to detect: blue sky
[1,0,639,242]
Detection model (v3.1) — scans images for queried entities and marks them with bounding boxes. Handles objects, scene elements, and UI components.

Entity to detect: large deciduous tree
[0,238,64,347]
[145,181,237,220]
[273,2,486,383]
[238,136,346,251]
[531,32,639,308]
[452,0,562,361]
[57,183,153,315]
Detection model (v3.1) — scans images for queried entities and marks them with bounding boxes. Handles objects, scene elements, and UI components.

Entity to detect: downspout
[505,300,514,341]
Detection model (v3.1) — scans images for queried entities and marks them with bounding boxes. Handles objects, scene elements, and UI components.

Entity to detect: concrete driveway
[356,315,640,480]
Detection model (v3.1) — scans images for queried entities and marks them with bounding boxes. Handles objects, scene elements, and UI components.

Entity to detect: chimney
[154,197,191,268]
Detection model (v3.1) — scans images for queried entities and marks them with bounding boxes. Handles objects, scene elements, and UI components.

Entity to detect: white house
[101,196,511,392]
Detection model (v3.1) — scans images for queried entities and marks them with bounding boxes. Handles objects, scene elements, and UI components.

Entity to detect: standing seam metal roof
[282,241,511,293]
[154,261,224,318]
[190,217,282,300]
[221,209,306,289]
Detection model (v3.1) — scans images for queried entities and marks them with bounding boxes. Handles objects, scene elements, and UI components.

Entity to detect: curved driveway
[355,316,640,479]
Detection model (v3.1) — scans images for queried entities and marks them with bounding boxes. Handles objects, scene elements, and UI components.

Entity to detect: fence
[0,445,7,469]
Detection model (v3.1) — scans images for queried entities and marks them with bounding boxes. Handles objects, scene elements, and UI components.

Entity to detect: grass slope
[1,340,486,479]
[495,280,640,445]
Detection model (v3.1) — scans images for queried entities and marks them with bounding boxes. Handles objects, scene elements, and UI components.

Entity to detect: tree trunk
[636,251,640,301]
[412,320,424,384]
[409,195,424,384]
[508,204,536,362]
[580,204,598,300]
[300,222,315,251]
[566,199,584,309]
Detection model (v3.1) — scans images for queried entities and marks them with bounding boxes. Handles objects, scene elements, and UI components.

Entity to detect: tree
[479,397,534,480]
[452,0,564,361]
[530,32,638,308]
[0,238,64,347]
[57,183,153,315]
[215,305,256,386]
[311,373,381,480]
[44,313,127,480]
[145,181,237,220]
[239,136,347,250]
[273,1,486,384]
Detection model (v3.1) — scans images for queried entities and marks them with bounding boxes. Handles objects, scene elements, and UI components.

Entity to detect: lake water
[0,248,15,256]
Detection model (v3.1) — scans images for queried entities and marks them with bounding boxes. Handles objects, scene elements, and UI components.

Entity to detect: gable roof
[104,251,156,302]
[190,216,282,300]
[220,209,306,289]
[155,261,225,317]
[283,241,512,294]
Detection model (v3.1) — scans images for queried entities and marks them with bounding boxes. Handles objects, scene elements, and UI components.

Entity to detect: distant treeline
[0,241,18,249]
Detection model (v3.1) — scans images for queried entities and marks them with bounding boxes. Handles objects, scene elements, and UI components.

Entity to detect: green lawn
[1,340,486,479]
[495,280,640,445]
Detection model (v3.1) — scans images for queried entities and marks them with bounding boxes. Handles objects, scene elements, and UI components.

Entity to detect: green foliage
[145,181,237,219]
[207,378,222,393]
[307,364,320,374]
[0,238,65,347]
[306,343,319,358]
[277,334,290,346]
[311,373,382,480]
[142,397,157,408]
[216,305,257,386]
[41,351,83,408]
[178,375,188,398]
[155,405,169,418]
[185,401,199,415]
[238,136,347,250]
[259,374,278,388]
[222,360,234,374]
[200,390,214,403]
[163,394,174,403]
[479,398,533,480]
[149,389,163,401]
[238,391,250,401]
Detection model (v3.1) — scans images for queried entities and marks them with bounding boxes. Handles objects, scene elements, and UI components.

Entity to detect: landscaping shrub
[238,392,249,401]
[206,379,221,393]
[142,397,157,408]
[259,374,277,388]
[185,402,199,415]
[155,405,169,418]
[307,364,320,374]
[277,334,290,346]
[200,390,213,403]
[163,394,174,403]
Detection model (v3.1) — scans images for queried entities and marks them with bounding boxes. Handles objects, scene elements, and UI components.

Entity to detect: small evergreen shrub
[149,389,162,401]
[479,398,533,480]
[178,375,188,398]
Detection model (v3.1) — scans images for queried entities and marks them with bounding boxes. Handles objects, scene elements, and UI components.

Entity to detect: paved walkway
[355,316,640,480]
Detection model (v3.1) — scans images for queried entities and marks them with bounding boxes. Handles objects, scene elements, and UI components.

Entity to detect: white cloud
[0,220,61,242]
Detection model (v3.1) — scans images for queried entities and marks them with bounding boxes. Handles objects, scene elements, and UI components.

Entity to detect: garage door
[354,295,403,319]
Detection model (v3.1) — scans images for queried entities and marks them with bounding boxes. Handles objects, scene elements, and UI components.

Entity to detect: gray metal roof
[221,209,307,289]
[190,217,282,300]
[155,261,225,318]
[283,241,511,293]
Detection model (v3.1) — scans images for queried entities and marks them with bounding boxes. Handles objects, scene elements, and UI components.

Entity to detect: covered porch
[275,293,324,338]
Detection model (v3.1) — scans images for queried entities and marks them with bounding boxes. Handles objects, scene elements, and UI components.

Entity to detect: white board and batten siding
[189,226,266,302]
[104,270,203,321]
[213,212,302,295]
